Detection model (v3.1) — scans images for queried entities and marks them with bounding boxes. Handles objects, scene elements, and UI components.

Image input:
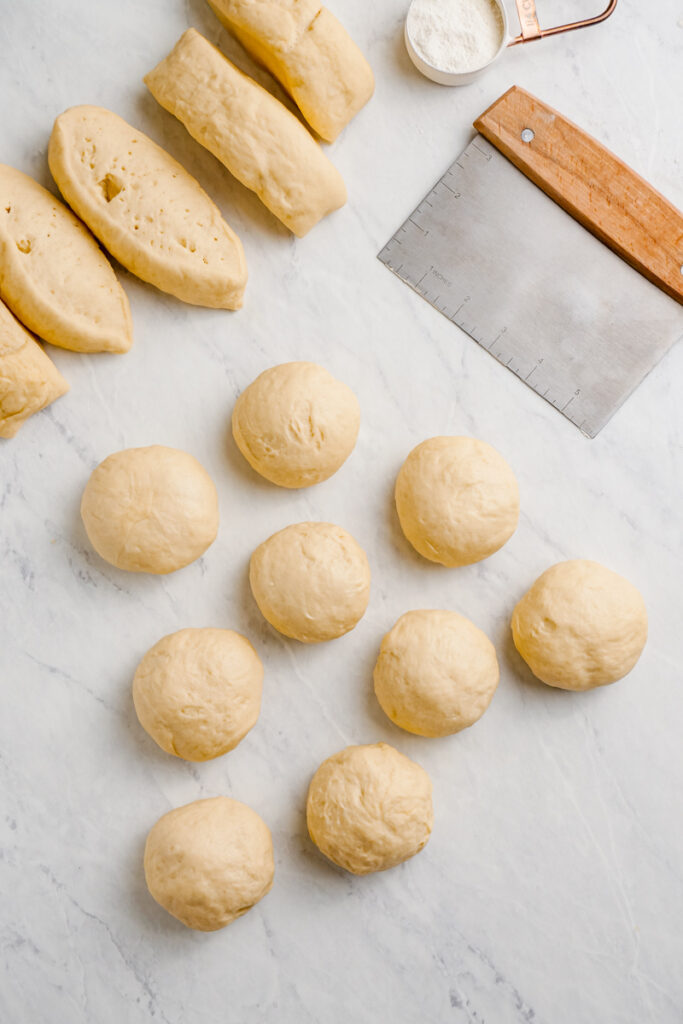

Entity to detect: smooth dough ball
[395,436,519,567]
[249,521,371,642]
[373,610,499,737]
[81,445,219,573]
[133,628,263,761]
[511,560,648,691]
[306,743,433,875]
[144,796,274,931]
[232,362,360,488]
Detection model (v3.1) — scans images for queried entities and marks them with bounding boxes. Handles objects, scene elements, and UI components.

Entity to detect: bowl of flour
[405,0,508,84]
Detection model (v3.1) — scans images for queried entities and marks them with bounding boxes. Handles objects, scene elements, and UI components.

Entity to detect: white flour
[407,0,504,73]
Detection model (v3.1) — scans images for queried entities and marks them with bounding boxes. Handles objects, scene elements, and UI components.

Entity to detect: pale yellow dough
[0,298,68,438]
[232,362,360,487]
[144,29,347,237]
[48,106,247,310]
[133,628,263,761]
[81,445,219,574]
[207,0,375,142]
[306,743,433,875]
[144,797,274,931]
[249,521,370,642]
[374,610,499,737]
[0,164,132,353]
[511,559,648,691]
[395,436,519,567]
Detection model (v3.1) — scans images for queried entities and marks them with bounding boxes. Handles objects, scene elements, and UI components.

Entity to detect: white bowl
[404,0,509,86]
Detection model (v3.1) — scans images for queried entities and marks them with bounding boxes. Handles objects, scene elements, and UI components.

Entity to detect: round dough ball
[81,445,219,574]
[374,610,499,737]
[249,522,371,643]
[395,436,519,567]
[307,743,433,875]
[511,560,648,691]
[133,628,263,761]
[144,797,274,931]
[232,362,360,488]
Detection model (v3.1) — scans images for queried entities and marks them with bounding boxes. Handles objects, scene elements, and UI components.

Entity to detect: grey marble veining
[1,1,682,1021]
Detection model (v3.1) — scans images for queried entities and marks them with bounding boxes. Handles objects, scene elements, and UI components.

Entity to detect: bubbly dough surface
[249,521,370,642]
[81,445,219,574]
[232,361,360,488]
[133,628,263,761]
[144,796,274,931]
[374,609,499,737]
[395,436,519,567]
[511,559,648,691]
[48,105,247,310]
[306,743,433,875]
[0,163,132,353]
[0,298,68,438]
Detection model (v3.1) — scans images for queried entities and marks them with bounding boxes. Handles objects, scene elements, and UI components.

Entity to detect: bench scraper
[378,87,683,437]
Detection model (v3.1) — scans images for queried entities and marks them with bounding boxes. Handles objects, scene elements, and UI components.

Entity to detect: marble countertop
[1,1,682,1021]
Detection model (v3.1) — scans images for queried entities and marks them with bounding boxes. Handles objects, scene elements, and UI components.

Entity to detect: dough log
[0,298,68,438]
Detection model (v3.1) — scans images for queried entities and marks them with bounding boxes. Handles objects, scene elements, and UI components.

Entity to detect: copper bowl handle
[508,0,618,45]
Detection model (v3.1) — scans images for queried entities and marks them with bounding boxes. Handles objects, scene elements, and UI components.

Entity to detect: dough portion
[511,559,648,691]
[306,743,433,875]
[144,29,347,237]
[374,610,499,737]
[48,106,247,310]
[207,0,375,142]
[133,628,263,761]
[0,298,68,438]
[81,445,219,574]
[232,362,360,487]
[395,436,519,567]
[0,164,132,353]
[249,521,370,642]
[144,796,274,931]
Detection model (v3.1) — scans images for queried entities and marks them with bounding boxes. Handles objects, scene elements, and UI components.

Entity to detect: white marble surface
[1,1,682,1021]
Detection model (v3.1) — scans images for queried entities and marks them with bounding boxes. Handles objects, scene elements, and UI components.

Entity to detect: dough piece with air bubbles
[306,742,433,874]
[133,628,263,761]
[81,445,218,574]
[48,105,247,309]
[511,559,648,691]
[395,436,519,567]
[0,164,132,353]
[232,362,360,487]
[0,298,68,438]
[373,609,499,737]
[144,796,274,931]
[249,521,370,642]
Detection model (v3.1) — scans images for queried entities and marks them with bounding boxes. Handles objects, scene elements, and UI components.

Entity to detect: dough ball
[232,362,360,488]
[395,436,519,567]
[144,796,274,931]
[511,560,648,691]
[374,610,499,737]
[81,445,219,573]
[249,522,370,642]
[306,743,433,875]
[133,628,263,761]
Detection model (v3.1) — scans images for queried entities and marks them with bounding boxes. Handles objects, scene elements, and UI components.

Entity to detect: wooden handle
[474,87,683,304]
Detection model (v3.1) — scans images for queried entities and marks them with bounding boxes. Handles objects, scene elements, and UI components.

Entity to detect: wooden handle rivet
[521,128,535,142]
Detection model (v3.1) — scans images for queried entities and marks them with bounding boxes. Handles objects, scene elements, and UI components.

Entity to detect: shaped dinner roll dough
[374,610,499,737]
[207,0,374,142]
[0,298,68,438]
[81,445,219,574]
[395,436,519,567]
[306,743,433,875]
[48,106,247,310]
[145,29,347,237]
[144,797,274,931]
[133,628,263,761]
[511,560,648,691]
[249,521,370,642]
[232,362,360,487]
[0,164,132,353]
